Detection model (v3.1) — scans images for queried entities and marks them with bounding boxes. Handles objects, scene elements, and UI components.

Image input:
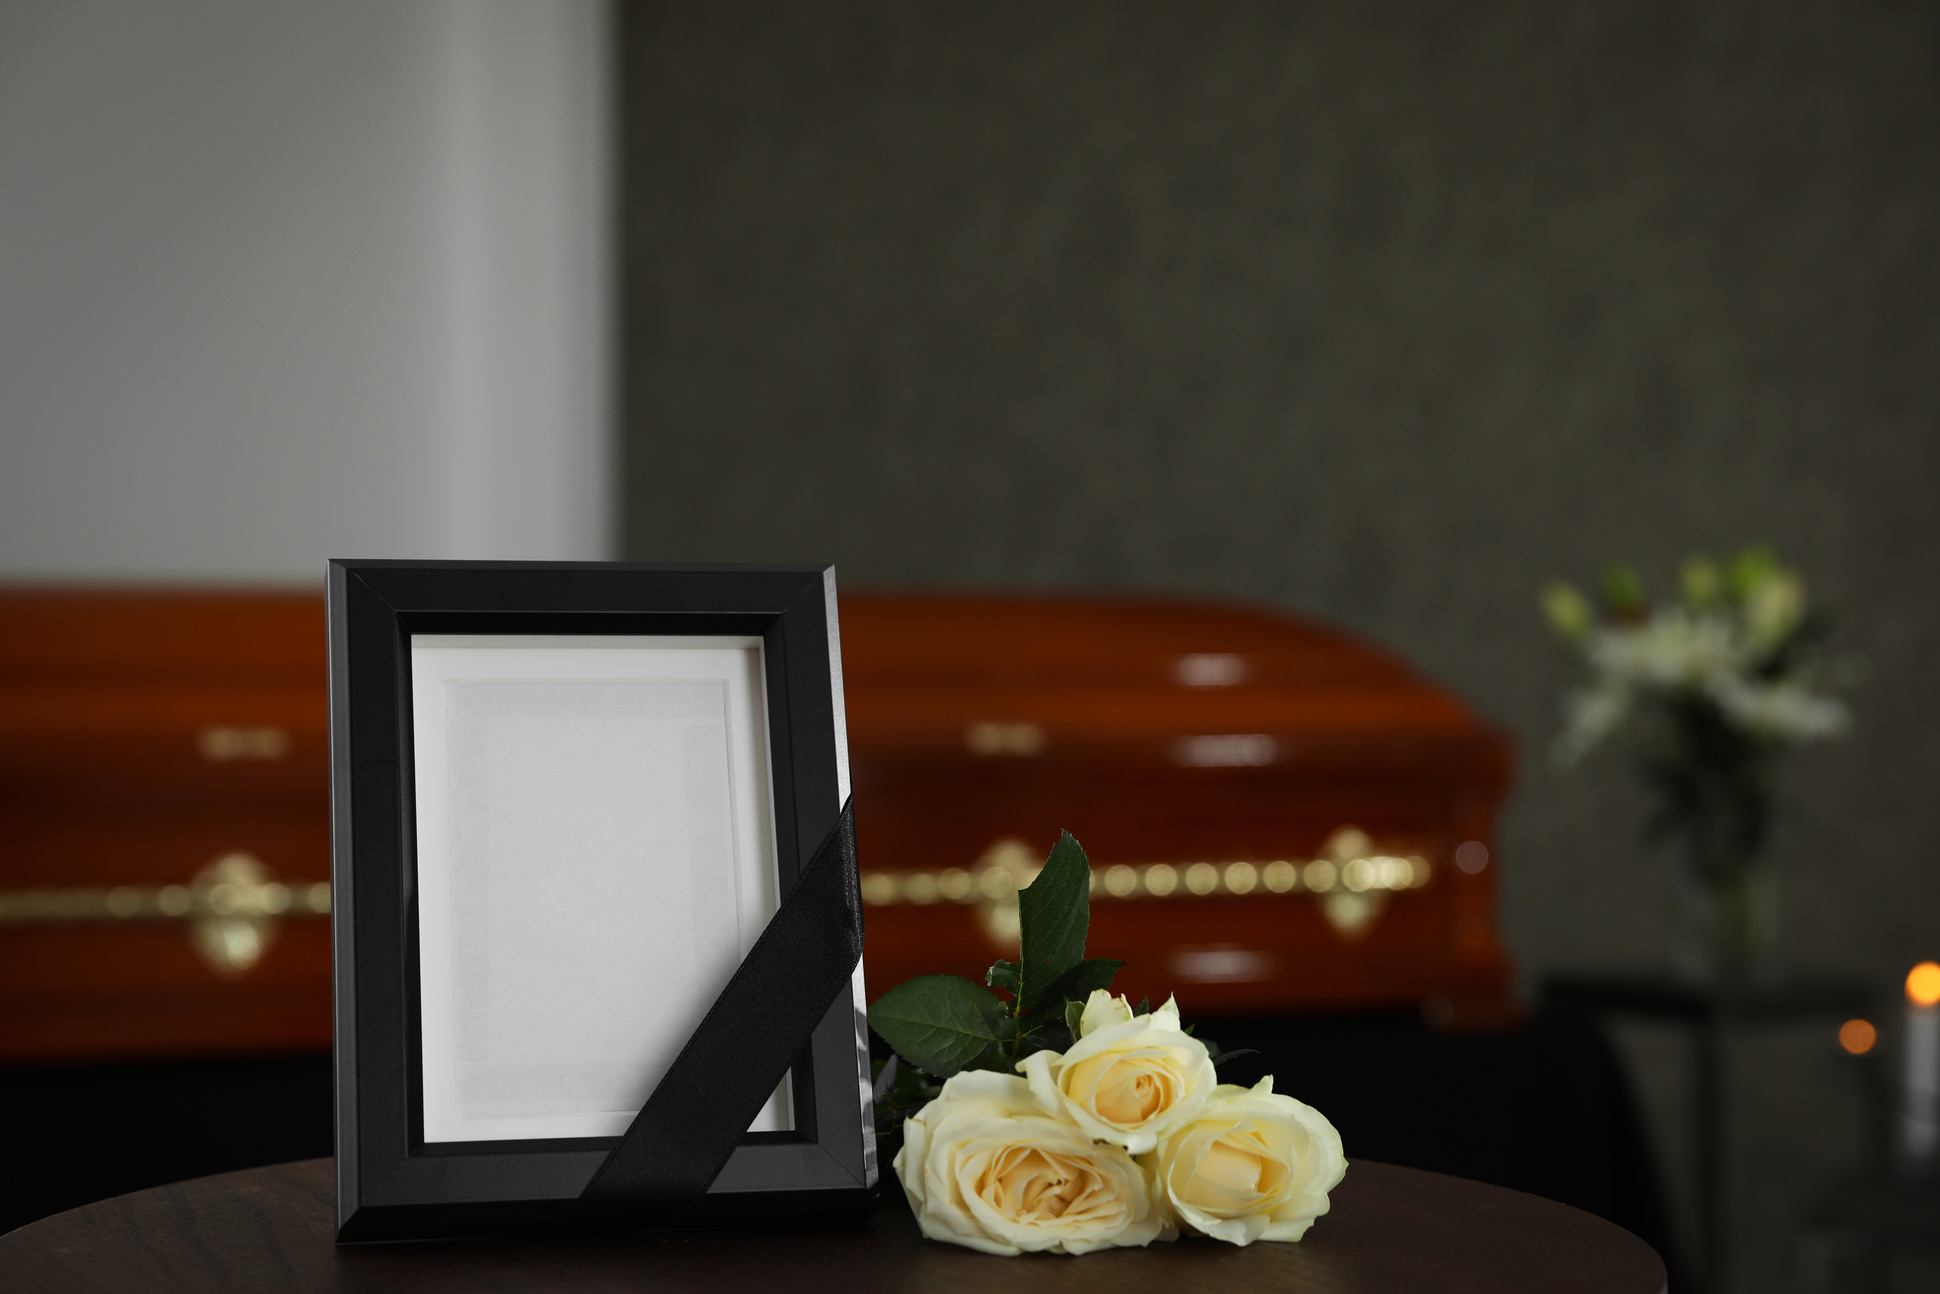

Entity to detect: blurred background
[3,2,1938,1289]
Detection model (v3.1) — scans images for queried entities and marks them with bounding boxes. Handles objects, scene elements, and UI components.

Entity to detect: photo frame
[327,561,875,1241]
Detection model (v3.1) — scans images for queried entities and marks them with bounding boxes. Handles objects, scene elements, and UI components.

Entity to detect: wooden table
[1,1158,1665,1293]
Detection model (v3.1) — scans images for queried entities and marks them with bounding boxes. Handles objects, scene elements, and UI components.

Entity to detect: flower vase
[1669,847,1780,985]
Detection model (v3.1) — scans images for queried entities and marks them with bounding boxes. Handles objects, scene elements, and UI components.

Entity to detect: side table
[1546,972,1874,1294]
[0,1156,1666,1293]
[1799,1171,1940,1292]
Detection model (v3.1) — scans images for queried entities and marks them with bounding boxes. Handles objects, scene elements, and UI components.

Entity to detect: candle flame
[1839,1019,1877,1055]
[1908,962,1940,1007]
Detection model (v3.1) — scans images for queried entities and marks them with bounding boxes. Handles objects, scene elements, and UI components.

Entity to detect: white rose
[1142,1077,1347,1245]
[1076,988,1134,1036]
[892,1070,1167,1256]
[1016,994,1217,1154]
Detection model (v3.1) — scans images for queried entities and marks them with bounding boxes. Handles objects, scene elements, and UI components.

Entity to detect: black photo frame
[327,560,875,1241]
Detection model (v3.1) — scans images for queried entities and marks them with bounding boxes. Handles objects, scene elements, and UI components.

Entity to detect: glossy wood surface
[841,592,1514,1015]
[0,1157,1664,1294]
[0,587,1514,1062]
[0,590,332,1062]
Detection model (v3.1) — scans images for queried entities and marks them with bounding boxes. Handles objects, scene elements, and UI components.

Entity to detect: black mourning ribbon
[573,798,864,1227]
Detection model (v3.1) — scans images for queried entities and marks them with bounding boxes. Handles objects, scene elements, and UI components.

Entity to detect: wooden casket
[0,587,1513,1065]
[842,593,1515,1019]
[0,590,334,1063]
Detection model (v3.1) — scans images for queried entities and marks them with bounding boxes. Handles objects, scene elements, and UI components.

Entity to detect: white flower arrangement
[1544,548,1851,766]
[868,835,1347,1256]
[1542,548,1852,974]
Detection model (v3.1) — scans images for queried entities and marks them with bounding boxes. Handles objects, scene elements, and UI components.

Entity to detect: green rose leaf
[868,974,1010,1078]
[1064,997,1086,1039]
[869,1054,943,1160]
[1018,831,1093,1011]
[1016,1021,1072,1060]
[985,959,1021,995]
[1018,957,1124,1031]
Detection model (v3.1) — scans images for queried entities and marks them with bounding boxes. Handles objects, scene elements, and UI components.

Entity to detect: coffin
[843,594,1515,1018]
[0,587,1513,1064]
[0,590,333,1063]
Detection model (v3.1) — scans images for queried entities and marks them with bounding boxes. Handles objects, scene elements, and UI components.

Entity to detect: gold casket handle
[0,852,330,977]
[857,826,1436,945]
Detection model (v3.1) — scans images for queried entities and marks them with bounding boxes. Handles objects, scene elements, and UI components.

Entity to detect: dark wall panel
[621,0,1940,972]
[618,9,1940,1276]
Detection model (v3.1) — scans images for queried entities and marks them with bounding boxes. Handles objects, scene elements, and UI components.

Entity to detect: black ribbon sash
[573,798,864,1226]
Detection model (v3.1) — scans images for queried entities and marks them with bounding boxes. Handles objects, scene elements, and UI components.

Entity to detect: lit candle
[1902,962,1940,1171]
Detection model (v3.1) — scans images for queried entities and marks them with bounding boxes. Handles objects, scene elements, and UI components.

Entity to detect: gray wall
[0,0,613,581]
[621,6,1939,1281]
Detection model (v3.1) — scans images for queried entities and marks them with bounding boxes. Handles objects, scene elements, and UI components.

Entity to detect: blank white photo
[410,635,787,1144]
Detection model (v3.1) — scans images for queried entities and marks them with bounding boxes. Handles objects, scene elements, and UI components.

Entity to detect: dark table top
[1544,970,1875,1022]
[1,1157,1665,1293]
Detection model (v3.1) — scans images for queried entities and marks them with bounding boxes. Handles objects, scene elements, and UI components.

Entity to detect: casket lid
[839,591,1512,784]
